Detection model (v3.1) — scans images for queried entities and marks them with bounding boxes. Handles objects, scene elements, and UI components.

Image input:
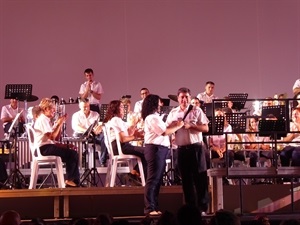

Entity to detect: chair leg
[110,162,118,187]
[55,159,65,188]
[137,159,145,186]
[29,161,39,189]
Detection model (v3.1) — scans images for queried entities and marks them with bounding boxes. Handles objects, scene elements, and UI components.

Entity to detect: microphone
[182,105,193,121]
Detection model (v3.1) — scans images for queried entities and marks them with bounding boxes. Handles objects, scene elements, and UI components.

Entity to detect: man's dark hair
[206,81,215,85]
[84,68,94,74]
[177,87,191,96]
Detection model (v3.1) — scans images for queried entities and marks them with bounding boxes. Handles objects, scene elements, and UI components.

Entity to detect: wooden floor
[1,183,300,222]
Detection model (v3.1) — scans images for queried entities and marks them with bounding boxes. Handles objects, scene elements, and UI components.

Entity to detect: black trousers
[40,144,80,184]
[177,143,209,212]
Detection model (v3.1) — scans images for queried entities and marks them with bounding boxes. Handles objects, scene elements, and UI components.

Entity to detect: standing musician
[79,68,104,113]
[166,87,209,215]
[34,98,80,187]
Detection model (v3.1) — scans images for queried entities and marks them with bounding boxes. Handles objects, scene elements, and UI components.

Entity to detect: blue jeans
[144,144,169,214]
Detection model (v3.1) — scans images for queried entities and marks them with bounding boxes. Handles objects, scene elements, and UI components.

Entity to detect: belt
[177,143,201,150]
[90,104,99,106]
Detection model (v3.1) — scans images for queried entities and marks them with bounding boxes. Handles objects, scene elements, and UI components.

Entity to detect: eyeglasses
[141,92,148,95]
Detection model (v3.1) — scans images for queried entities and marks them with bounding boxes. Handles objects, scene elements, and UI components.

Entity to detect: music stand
[258,119,287,139]
[261,105,286,120]
[3,111,27,189]
[202,102,224,117]
[80,120,101,187]
[225,113,247,133]
[204,116,225,135]
[228,93,248,111]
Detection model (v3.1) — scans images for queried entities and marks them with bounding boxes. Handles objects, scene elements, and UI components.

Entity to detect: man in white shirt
[72,98,107,166]
[0,99,25,135]
[133,88,149,113]
[166,87,210,214]
[197,81,218,104]
[79,68,104,113]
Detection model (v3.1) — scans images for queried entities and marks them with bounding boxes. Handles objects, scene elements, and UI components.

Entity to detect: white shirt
[34,113,55,147]
[109,116,129,142]
[210,124,232,148]
[133,100,143,113]
[0,105,25,127]
[79,81,104,105]
[144,113,170,147]
[197,92,218,104]
[71,110,99,134]
[166,106,209,146]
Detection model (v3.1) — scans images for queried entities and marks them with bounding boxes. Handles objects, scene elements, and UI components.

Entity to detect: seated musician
[0,99,25,136]
[209,108,244,167]
[103,100,147,180]
[34,98,80,187]
[280,108,300,167]
[71,98,107,167]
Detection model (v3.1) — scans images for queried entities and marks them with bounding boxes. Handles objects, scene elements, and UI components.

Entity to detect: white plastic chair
[102,123,146,187]
[24,124,65,189]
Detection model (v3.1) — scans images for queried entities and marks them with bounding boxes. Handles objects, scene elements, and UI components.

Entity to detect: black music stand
[205,116,225,135]
[261,105,286,120]
[225,113,247,133]
[202,102,224,117]
[80,120,102,187]
[3,111,27,189]
[228,93,248,111]
[258,119,287,139]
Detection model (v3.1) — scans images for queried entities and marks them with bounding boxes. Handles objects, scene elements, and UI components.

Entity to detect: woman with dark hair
[141,94,184,216]
[103,100,147,181]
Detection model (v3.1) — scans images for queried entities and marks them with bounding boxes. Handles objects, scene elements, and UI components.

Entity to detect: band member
[142,94,183,215]
[79,68,104,113]
[34,98,80,187]
[134,88,150,113]
[166,87,209,214]
[1,99,25,135]
[72,98,107,166]
[197,81,218,104]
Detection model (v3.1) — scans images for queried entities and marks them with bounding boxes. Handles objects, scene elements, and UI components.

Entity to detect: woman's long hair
[141,94,160,120]
[103,100,121,123]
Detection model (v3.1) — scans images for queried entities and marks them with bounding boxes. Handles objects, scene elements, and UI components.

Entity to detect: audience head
[280,219,300,225]
[139,215,155,225]
[205,81,215,96]
[0,210,21,225]
[31,217,45,225]
[141,94,160,120]
[111,219,130,225]
[95,213,113,225]
[177,204,202,225]
[157,210,178,225]
[253,214,270,225]
[209,209,240,225]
